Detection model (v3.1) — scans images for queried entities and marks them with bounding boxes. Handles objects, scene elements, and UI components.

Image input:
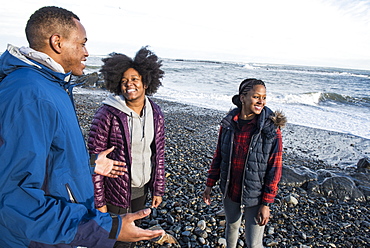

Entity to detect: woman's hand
[256,205,270,226]
[202,186,212,205]
[97,205,108,213]
[151,196,162,208]
[94,147,127,178]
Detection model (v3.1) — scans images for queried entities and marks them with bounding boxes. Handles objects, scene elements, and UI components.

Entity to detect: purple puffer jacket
[88,98,165,208]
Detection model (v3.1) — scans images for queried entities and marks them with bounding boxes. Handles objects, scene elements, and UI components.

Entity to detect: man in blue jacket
[0,6,164,247]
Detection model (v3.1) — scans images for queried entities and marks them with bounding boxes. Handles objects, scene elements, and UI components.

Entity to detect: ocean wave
[275,92,370,107]
[319,92,370,107]
[172,58,224,64]
[274,92,321,106]
[241,63,370,79]
[243,64,259,70]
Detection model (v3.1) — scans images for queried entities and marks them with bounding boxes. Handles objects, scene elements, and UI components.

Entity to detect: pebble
[284,194,299,205]
[217,237,226,247]
[197,220,206,230]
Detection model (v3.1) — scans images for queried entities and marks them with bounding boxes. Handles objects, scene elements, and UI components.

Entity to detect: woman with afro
[88,47,165,248]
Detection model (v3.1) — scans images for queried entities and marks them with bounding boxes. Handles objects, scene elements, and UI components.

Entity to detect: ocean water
[85,56,370,140]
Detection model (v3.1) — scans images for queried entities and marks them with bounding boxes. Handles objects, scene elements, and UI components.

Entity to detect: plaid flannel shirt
[206,113,283,204]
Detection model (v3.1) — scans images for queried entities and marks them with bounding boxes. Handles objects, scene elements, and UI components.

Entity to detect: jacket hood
[0,44,70,83]
[270,109,287,129]
[102,94,151,117]
[102,94,134,115]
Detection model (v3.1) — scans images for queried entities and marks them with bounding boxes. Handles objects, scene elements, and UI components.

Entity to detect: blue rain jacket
[0,45,119,247]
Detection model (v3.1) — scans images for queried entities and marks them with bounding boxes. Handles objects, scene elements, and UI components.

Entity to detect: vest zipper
[240,133,256,211]
[224,132,234,200]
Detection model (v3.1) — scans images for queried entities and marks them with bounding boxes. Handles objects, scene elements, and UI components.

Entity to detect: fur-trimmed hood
[222,107,287,131]
[270,110,287,129]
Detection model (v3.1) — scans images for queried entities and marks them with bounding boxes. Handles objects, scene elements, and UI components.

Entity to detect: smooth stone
[284,195,299,205]
[181,230,191,237]
[218,237,227,247]
[197,220,206,230]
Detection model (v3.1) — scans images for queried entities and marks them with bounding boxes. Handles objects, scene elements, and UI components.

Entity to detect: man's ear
[50,34,62,54]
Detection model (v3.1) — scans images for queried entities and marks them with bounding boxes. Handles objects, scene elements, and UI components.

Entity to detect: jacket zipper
[224,131,234,200]
[65,183,78,203]
[240,133,257,211]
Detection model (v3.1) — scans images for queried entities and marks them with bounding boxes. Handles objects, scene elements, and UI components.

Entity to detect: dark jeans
[109,193,148,248]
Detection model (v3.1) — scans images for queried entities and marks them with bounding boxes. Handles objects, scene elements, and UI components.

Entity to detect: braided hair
[232,78,266,108]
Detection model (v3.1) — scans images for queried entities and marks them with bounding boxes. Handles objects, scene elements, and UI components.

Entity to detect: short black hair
[25,6,79,50]
[232,78,266,108]
[100,46,164,95]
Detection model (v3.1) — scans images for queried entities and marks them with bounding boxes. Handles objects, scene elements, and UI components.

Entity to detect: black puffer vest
[219,106,277,207]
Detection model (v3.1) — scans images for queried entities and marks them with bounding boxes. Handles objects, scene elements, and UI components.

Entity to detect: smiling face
[59,18,89,76]
[240,84,266,120]
[121,68,147,103]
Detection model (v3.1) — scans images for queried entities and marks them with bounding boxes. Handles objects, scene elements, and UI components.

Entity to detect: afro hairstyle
[100,46,164,95]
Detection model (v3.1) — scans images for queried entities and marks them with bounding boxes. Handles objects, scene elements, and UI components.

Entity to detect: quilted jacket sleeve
[152,102,166,197]
[88,105,111,154]
[88,106,112,208]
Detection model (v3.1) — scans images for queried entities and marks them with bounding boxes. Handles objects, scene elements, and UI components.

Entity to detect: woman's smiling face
[240,84,266,119]
[121,68,146,102]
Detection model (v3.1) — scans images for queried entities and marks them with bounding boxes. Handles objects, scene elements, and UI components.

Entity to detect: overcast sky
[1,0,370,70]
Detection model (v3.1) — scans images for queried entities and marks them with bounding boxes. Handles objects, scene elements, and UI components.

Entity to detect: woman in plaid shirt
[203,78,286,248]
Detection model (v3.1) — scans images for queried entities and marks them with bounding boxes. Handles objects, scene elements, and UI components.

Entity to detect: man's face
[60,18,89,76]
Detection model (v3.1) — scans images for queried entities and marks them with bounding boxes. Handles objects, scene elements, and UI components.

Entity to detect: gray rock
[358,185,370,201]
[194,227,208,238]
[283,194,299,205]
[357,157,370,172]
[319,176,366,202]
[166,214,175,225]
[181,230,191,237]
[267,227,274,235]
[73,72,103,88]
[219,220,226,227]
[350,172,370,201]
[197,220,206,230]
[316,169,337,181]
[217,237,226,247]
[280,165,317,187]
[197,237,206,245]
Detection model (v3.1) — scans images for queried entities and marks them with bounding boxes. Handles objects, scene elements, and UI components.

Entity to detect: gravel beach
[74,88,370,248]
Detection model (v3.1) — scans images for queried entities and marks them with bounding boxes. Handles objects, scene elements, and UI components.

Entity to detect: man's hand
[94,147,127,178]
[117,208,165,242]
